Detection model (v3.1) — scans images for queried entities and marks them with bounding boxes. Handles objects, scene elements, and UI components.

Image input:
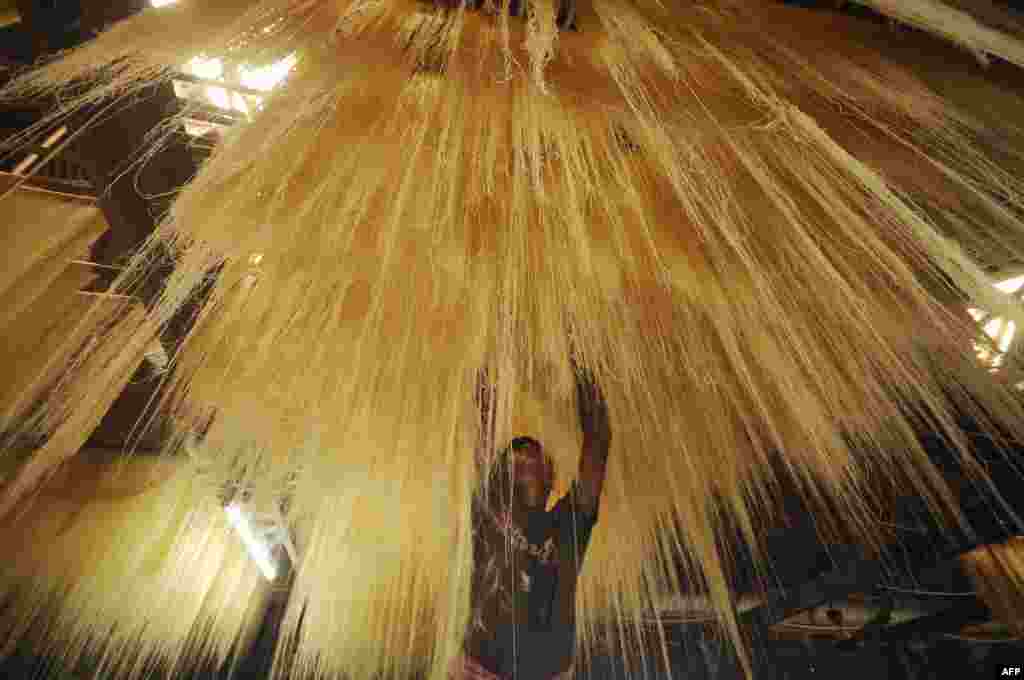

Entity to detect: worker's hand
[575,367,611,447]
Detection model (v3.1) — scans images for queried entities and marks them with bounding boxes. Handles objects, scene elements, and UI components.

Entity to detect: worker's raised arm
[473,368,495,465]
[575,368,611,517]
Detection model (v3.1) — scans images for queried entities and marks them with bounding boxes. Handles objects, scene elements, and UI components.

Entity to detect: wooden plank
[0,169,95,201]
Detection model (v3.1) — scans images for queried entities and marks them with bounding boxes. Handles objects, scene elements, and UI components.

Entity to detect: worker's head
[490,436,554,512]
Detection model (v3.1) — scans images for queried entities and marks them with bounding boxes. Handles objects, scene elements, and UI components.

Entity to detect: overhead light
[225,504,279,581]
[966,274,1024,371]
[238,55,298,92]
[995,274,1024,294]
[151,0,178,6]
[984,317,1004,340]
[187,56,225,81]
[203,85,231,111]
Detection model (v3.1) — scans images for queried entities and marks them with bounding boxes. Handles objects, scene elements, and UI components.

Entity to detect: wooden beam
[0,169,94,200]
[46,82,209,452]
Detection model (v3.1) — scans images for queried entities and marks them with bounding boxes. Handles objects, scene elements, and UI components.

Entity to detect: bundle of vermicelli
[1,1,1024,679]
[961,536,1024,637]
[0,452,270,680]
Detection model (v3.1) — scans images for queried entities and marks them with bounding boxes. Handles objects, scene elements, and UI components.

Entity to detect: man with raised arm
[453,369,612,680]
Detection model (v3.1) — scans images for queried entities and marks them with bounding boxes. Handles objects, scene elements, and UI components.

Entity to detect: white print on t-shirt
[492,510,557,564]
[519,570,531,592]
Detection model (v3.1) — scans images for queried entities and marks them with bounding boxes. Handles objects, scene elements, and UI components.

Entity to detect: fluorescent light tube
[226,504,278,581]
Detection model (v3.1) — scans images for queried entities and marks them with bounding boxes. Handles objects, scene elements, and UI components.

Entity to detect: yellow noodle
[0,2,1023,679]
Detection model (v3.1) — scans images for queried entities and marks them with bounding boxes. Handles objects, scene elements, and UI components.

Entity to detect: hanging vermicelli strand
[850,0,1024,68]
[2,1,1024,680]
[0,453,270,680]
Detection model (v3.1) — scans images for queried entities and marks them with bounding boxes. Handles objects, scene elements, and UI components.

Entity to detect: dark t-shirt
[466,481,600,678]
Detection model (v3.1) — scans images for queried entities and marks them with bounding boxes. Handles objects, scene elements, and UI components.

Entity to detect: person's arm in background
[472,369,503,529]
[575,368,611,517]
